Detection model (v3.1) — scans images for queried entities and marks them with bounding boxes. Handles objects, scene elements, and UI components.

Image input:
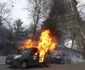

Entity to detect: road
[0,63,85,70]
[0,56,85,70]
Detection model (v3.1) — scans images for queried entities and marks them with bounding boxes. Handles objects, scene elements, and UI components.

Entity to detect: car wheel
[11,65,16,69]
[21,61,28,69]
[68,59,71,64]
[61,59,64,64]
[44,62,50,67]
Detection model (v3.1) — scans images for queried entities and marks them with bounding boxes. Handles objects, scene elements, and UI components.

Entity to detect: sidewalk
[0,56,6,65]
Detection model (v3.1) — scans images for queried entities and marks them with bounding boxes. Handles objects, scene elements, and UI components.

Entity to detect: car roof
[23,48,38,50]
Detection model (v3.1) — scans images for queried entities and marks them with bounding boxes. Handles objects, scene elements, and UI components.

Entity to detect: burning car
[5,30,57,68]
[5,48,51,69]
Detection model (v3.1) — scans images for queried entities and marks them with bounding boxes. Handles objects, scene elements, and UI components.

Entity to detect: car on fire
[5,48,51,69]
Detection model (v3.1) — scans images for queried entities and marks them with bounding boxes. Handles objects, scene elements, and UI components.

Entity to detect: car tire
[61,59,64,64]
[21,61,28,69]
[44,62,50,67]
[68,59,71,64]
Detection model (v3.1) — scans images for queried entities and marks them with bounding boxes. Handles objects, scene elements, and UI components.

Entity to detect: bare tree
[13,19,25,41]
[0,3,11,25]
[26,0,52,39]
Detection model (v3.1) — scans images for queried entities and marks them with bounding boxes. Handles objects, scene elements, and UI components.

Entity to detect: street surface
[0,56,85,70]
[0,63,85,70]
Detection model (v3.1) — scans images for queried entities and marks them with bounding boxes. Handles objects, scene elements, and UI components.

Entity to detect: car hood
[6,54,21,59]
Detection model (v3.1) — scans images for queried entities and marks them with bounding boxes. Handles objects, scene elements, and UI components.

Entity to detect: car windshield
[52,52,62,57]
[20,49,31,54]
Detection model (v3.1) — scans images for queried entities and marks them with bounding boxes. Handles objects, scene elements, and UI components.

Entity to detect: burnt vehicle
[51,51,71,64]
[5,48,51,69]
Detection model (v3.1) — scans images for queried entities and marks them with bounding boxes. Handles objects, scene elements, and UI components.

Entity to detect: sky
[0,0,29,26]
[77,0,85,4]
[0,0,85,26]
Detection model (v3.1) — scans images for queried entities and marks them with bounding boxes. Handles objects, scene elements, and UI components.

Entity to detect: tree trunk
[71,39,74,49]
[82,42,85,59]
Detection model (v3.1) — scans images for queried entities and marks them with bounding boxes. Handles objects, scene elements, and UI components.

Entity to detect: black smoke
[42,19,61,42]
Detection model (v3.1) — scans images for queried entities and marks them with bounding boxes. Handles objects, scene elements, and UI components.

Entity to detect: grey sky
[78,0,85,4]
[0,0,85,25]
[0,0,29,26]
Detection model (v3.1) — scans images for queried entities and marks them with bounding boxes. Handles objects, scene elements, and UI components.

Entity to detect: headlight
[14,55,21,59]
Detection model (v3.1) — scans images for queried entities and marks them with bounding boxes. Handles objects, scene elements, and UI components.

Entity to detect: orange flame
[19,30,57,62]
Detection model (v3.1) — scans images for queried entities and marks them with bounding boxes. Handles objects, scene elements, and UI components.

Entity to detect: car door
[28,49,39,65]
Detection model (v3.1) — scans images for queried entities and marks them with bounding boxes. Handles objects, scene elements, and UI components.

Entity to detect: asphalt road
[0,56,85,70]
[0,63,85,70]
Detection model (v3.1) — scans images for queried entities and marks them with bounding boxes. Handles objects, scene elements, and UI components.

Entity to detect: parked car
[5,48,51,69]
[51,51,71,64]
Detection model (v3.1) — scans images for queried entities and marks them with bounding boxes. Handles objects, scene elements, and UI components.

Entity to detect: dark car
[51,51,71,64]
[5,48,51,69]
